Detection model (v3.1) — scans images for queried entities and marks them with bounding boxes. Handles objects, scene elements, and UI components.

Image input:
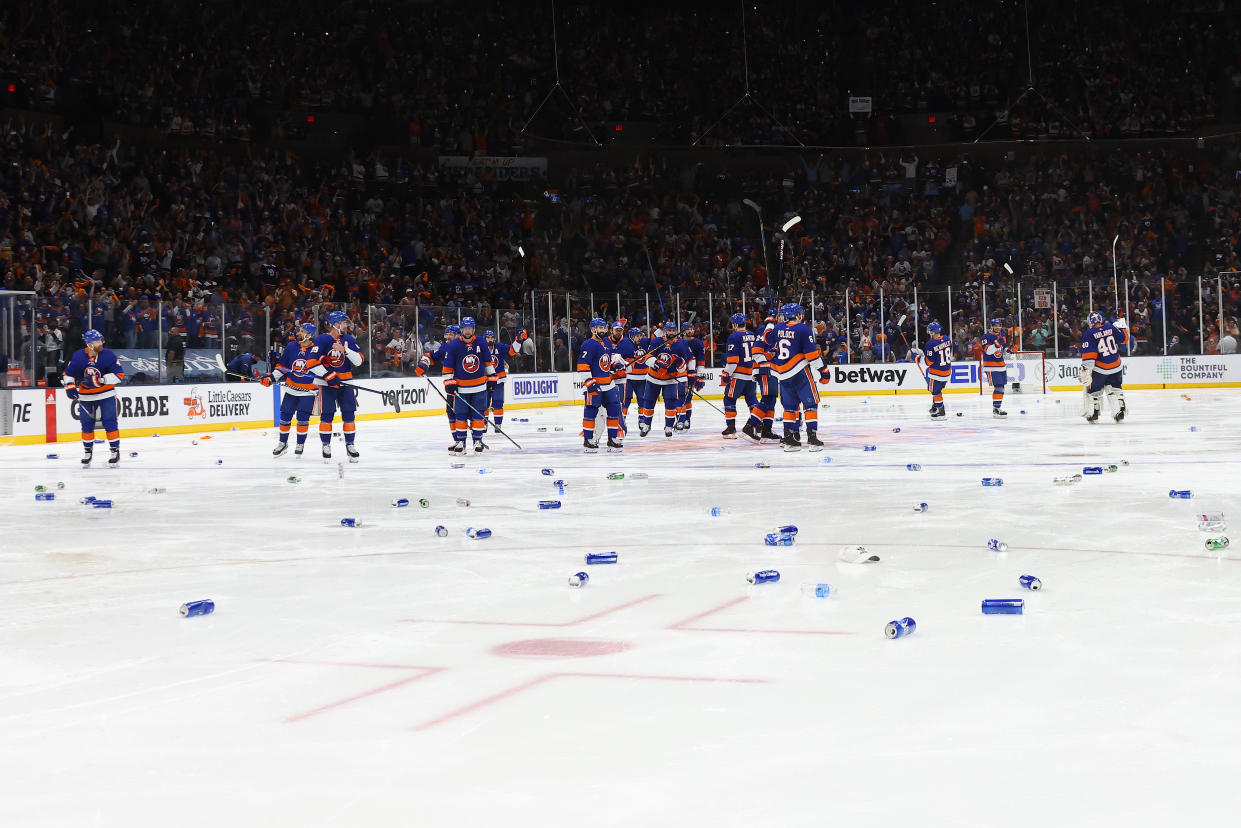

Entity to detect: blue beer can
[885,617,916,639]
[747,569,780,584]
[180,600,214,618]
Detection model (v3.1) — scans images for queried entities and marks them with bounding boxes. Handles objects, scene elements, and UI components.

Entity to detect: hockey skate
[992,408,1008,418]
[108,447,120,466]
[448,441,466,455]
[721,423,738,439]
[930,407,946,420]
[663,426,674,438]
[607,438,624,453]
[294,442,304,456]
[639,422,651,437]
[674,419,689,432]
[81,444,93,466]
[583,437,599,453]
[1084,409,1100,423]
[741,423,762,442]
[473,439,488,454]
[781,433,802,452]
[928,403,939,414]
[1114,401,1125,423]
[761,424,781,442]
[322,444,332,461]
[806,433,824,452]
[346,443,360,462]
[272,442,288,457]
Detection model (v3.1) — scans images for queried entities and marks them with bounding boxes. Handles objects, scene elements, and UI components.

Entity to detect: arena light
[781,216,802,233]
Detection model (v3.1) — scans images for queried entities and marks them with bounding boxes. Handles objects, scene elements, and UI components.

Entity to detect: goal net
[980,350,1046,394]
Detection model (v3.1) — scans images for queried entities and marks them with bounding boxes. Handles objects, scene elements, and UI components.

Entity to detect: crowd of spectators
[2,0,1241,379]
[1,0,1236,150]
[4,112,1241,381]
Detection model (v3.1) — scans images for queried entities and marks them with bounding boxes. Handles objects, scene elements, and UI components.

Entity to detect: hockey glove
[259,374,273,387]
[693,376,705,392]
[65,386,79,400]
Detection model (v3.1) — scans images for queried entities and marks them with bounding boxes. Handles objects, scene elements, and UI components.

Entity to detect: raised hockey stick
[422,376,523,450]
[893,315,929,382]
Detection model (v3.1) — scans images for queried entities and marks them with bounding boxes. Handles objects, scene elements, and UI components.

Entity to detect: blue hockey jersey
[1082,322,1128,374]
[922,334,953,381]
[274,341,320,396]
[723,330,758,378]
[442,335,494,390]
[63,348,125,401]
[577,335,617,391]
[311,332,364,381]
[769,322,824,381]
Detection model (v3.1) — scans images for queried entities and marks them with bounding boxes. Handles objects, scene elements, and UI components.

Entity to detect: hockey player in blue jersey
[743,311,783,442]
[679,321,706,431]
[1081,311,1129,423]
[441,317,495,454]
[720,313,758,439]
[484,328,527,431]
[62,328,126,466]
[769,304,827,451]
[622,327,648,423]
[577,317,623,452]
[980,317,1009,418]
[263,322,320,456]
[309,310,365,462]
[608,322,635,436]
[909,321,953,419]
[639,321,692,437]
[416,323,460,441]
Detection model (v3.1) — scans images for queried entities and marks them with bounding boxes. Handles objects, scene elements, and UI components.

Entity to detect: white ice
[1,389,1240,827]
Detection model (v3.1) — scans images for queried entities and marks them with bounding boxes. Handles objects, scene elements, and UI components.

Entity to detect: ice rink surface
[2,388,1240,827]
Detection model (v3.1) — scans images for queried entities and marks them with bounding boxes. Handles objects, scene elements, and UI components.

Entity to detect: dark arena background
[1,1,1240,825]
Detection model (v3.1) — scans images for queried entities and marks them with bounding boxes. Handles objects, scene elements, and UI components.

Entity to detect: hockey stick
[421,377,523,450]
[341,380,400,414]
[219,353,401,413]
[690,386,727,416]
[894,315,929,383]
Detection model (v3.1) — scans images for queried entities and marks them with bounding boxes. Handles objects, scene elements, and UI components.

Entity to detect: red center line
[411,671,768,732]
[269,659,446,723]
[668,597,855,636]
[401,593,662,627]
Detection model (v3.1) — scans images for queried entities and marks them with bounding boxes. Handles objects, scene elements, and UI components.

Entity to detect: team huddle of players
[57,308,1129,463]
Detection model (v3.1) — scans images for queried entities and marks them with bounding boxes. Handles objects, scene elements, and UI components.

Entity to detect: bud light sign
[511,375,559,401]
